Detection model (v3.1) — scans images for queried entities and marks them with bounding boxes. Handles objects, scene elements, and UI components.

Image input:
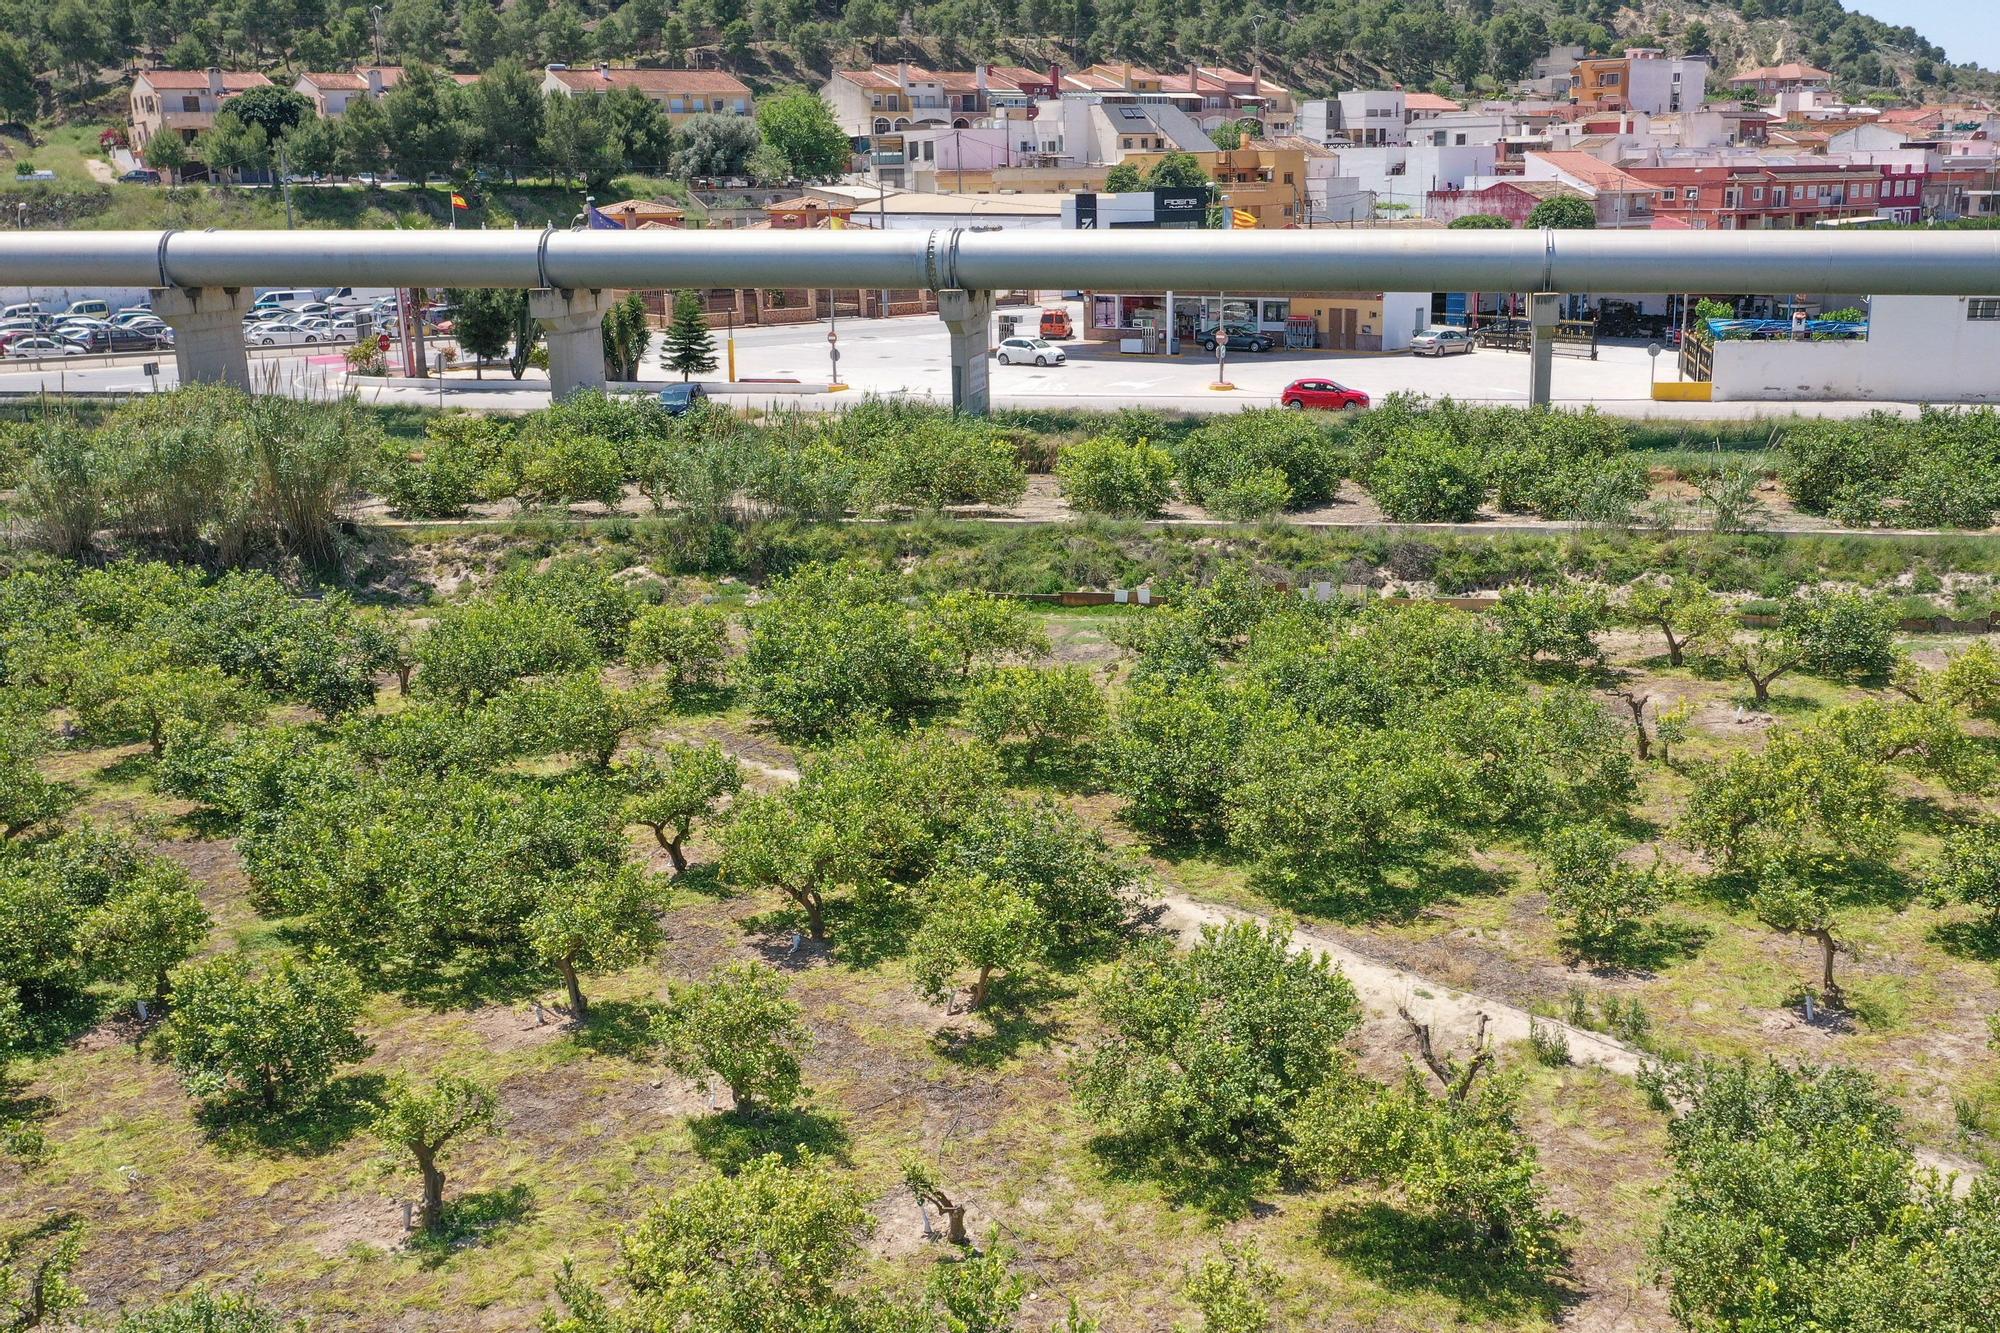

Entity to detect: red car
[1281,378,1369,411]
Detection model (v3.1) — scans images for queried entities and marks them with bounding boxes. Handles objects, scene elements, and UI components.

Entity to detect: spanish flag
[450,192,469,210]
[1231,208,1258,229]
[827,214,847,230]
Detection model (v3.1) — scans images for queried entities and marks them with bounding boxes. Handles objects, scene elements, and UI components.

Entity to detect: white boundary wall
[1713,295,2000,402]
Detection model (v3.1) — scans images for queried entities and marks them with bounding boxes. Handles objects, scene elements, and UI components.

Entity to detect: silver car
[1409,327,1476,356]
[246,319,325,347]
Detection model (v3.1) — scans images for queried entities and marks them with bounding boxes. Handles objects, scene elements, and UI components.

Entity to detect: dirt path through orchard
[662,720,1978,1182]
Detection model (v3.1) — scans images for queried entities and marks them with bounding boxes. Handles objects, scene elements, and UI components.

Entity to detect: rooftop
[1727,62,1834,85]
[1527,150,1656,192]
[545,66,751,96]
[134,70,272,91]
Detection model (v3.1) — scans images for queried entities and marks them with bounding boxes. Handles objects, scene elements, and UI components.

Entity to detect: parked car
[0,303,48,324]
[61,299,112,321]
[657,383,708,415]
[118,168,162,184]
[325,288,381,309]
[6,336,88,357]
[1281,378,1370,411]
[0,320,44,339]
[245,322,324,346]
[1200,325,1275,353]
[995,336,1066,366]
[1410,327,1476,356]
[113,310,163,328]
[1038,308,1073,339]
[328,314,374,341]
[60,322,166,350]
[102,325,172,351]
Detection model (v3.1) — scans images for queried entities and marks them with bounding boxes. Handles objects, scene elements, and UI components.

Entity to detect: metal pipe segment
[5,227,2000,297]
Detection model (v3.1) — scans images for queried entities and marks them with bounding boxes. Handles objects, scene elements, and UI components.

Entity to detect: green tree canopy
[755,88,851,181]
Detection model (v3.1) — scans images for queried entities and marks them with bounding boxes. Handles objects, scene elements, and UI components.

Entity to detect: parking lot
[0,299,1917,420]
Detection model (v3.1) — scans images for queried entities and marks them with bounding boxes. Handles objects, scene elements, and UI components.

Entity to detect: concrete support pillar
[151,286,253,391]
[529,287,612,400]
[939,288,995,416]
[1529,291,1559,408]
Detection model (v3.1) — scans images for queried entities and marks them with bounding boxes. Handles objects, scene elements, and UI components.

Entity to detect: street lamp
[370,6,384,64]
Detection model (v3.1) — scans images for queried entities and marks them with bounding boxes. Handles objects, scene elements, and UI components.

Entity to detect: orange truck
[1038,308,1073,339]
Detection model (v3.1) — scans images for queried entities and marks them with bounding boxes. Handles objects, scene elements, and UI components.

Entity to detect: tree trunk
[1750,670,1773,704]
[970,965,993,1010]
[790,888,826,940]
[1616,692,1651,761]
[651,826,688,874]
[943,1203,969,1246]
[560,958,589,1021]
[396,665,412,696]
[1812,928,1840,1005]
[417,1150,444,1232]
[1663,628,1686,668]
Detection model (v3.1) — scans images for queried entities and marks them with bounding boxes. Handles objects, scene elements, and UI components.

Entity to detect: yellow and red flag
[450,192,469,210]
[1231,208,1258,229]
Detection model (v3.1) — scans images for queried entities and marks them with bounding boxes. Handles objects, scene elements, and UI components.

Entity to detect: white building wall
[1712,296,2000,402]
[1333,144,1494,208]
[1381,292,1432,350]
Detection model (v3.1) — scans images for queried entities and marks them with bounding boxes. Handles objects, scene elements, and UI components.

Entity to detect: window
[1752,186,1764,201]
[1661,189,1677,201]
[872,94,883,108]
[181,96,200,112]
[1969,298,2000,321]
[1687,187,1700,201]
[1858,182,1872,198]
[874,118,890,134]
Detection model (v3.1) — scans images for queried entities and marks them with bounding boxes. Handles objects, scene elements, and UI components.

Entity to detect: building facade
[129,68,272,154]
[541,64,750,123]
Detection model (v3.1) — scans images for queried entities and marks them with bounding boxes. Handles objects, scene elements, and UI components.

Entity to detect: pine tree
[662,290,717,382]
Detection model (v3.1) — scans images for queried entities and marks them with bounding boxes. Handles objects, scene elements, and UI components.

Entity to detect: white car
[328,314,374,341]
[995,336,1066,367]
[1409,327,1476,357]
[6,336,87,357]
[246,321,324,346]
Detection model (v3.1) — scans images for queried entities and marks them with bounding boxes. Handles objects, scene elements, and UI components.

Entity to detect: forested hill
[0,0,1992,125]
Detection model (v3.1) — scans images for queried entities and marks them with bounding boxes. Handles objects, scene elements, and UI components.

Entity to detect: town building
[292,65,477,118]
[1521,151,1659,227]
[1156,66,1297,136]
[1631,160,1926,229]
[129,68,271,156]
[541,64,751,122]
[1424,178,1590,227]
[1725,62,1833,99]
[1570,48,1709,115]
